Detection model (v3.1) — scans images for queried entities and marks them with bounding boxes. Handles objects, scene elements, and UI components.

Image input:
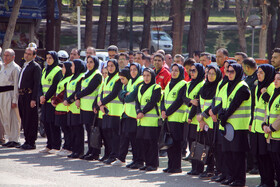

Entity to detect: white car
[150,31,173,53]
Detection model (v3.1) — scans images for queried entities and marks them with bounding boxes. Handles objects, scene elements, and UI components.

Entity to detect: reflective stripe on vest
[97,82,104,119]
[124,76,143,118]
[164,80,187,123]
[55,76,71,112]
[41,66,61,103]
[80,70,102,111]
[137,84,161,127]
[103,73,122,116]
[266,91,280,139]
[199,96,213,129]
[66,73,84,114]
[221,81,251,130]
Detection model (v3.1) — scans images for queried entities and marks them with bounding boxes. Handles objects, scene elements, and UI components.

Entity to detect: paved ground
[0,132,260,187]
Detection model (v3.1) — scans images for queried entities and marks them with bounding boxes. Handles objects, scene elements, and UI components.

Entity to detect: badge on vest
[275,104,280,111]
[172,92,176,98]
[86,79,89,82]
[110,82,113,86]
[48,78,51,83]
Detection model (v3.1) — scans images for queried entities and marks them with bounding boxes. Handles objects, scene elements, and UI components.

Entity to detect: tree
[140,0,152,50]
[96,0,109,49]
[109,0,119,45]
[235,0,253,53]
[85,0,93,48]
[259,0,271,58]
[46,0,55,51]
[275,3,280,48]
[2,0,22,52]
[172,0,186,56]
[55,0,62,51]
[187,0,211,57]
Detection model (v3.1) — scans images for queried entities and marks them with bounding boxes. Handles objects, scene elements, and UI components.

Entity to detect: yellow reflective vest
[266,89,280,139]
[55,76,71,112]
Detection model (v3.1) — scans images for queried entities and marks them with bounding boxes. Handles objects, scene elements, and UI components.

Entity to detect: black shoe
[98,156,108,162]
[229,181,245,186]
[126,161,135,168]
[249,168,259,175]
[146,166,157,171]
[130,163,144,169]
[187,170,199,175]
[182,157,189,161]
[104,158,116,165]
[210,173,221,181]
[2,141,12,147]
[199,171,214,180]
[221,178,234,185]
[68,153,82,159]
[163,168,169,173]
[6,141,20,148]
[84,154,99,161]
[214,175,226,182]
[139,166,147,170]
[167,168,182,173]
[21,144,36,150]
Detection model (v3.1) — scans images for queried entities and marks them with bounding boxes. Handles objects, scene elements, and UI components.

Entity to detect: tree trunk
[235,0,252,53]
[224,0,230,9]
[55,0,62,51]
[109,0,119,45]
[46,0,55,51]
[275,5,280,48]
[187,0,211,57]
[2,0,22,52]
[85,0,93,48]
[259,1,271,59]
[96,0,109,49]
[267,19,274,60]
[169,0,174,21]
[140,0,152,50]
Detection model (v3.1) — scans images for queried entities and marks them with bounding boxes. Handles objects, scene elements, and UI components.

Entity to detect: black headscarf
[45,51,59,77]
[219,60,236,90]
[169,64,185,90]
[200,65,222,99]
[269,73,280,110]
[257,64,275,98]
[130,62,142,83]
[62,61,72,79]
[85,55,100,79]
[188,63,205,94]
[107,59,119,82]
[70,59,86,81]
[227,63,243,96]
[119,67,131,81]
[140,68,156,94]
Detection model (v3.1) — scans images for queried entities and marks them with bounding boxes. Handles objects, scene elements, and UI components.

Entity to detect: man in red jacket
[154,53,171,90]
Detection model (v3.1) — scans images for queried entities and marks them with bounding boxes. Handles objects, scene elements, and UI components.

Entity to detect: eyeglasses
[227,70,235,74]
[208,72,216,76]
[189,69,196,73]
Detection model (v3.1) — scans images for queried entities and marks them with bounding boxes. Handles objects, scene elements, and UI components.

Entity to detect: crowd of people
[1,43,280,187]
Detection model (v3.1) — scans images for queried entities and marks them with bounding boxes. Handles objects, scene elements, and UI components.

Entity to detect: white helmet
[58,50,69,60]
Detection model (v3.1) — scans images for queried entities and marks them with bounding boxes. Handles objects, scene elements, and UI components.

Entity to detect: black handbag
[188,132,210,164]
[159,119,174,151]
[89,113,102,149]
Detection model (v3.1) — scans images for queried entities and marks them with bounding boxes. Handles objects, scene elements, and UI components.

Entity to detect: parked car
[150,30,173,54]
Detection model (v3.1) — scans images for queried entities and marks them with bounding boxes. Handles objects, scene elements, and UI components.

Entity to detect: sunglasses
[227,70,235,74]
[189,69,197,73]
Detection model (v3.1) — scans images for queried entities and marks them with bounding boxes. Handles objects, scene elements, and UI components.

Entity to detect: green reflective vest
[183,80,205,124]
[55,76,71,112]
[137,84,162,127]
[124,76,143,118]
[199,96,213,129]
[41,66,61,103]
[80,70,102,111]
[266,90,280,139]
[103,73,122,117]
[66,73,84,114]
[97,82,104,119]
[221,81,251,130]
[164,80,187,123]
[252,83,274,133]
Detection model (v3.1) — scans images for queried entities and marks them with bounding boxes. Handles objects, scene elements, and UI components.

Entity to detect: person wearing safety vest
[115,63,144,168]
[39,51,62,154]
[263,72,280,187]
[183,63,205,176]
[75,56,102,161]
[64,59,86,159]
[135,68,161,171]
[51,61,73,157]
[251,64,275,187]
[218,63,251,186]
[161,64,187,174]
[97,59,122,165]
[196,65,222,180]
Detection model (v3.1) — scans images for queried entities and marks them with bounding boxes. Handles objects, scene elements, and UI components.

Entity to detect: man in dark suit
[17,47,41,149]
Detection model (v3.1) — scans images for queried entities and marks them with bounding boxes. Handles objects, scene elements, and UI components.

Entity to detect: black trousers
[99,119,110,158]
[18,94,38,145]
[214,144,226,175]
[103,128,120,159]
[141,139,159,167]
[58,115,71,151]
[70,125,84,154]
[270,152,280,187]
[85,123,100,156]
[118,134,142,163]
[44,121,61,150]
[224,151,246,185]
[247,132,258,171]
[257,154,275,186]
[167,140,182,170]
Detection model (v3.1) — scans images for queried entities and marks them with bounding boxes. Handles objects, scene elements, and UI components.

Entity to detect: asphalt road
[0,132,260,187]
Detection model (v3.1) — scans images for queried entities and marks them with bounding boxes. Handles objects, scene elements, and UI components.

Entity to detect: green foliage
[214,31,231,51]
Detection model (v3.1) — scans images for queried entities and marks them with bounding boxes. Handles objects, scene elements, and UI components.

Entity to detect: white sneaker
[57,149,72,156]
[39,147,51,153]
[48,149,59,154]
[57,149,66,156]
[112,159,125,166]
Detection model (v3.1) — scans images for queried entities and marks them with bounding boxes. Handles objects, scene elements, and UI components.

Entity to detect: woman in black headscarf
[183,63,205,176]
[64,59,86,158]
[39,51,63,154]
[251,64,275,187]
[51,61,73,156]
[135,68,161,171]
[161,63,186,173]
[75,55,102,160]
[196,65,222,179]
[218,63,251,186]
[97,59,123,164]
